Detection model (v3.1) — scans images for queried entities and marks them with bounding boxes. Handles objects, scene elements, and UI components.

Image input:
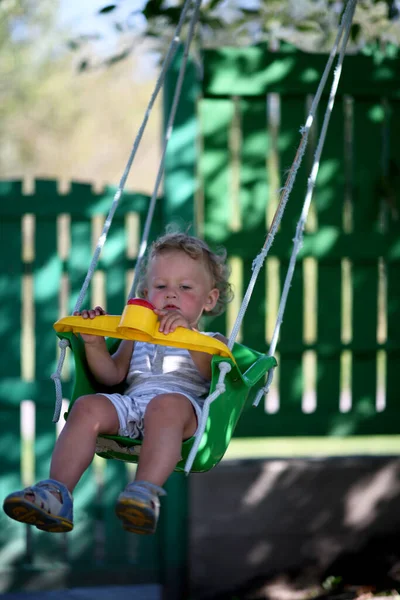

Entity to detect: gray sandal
[3,479,73,533]
[115,481,166,535]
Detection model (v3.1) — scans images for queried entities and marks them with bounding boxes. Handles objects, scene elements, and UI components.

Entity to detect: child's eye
[181,285,191,290]
[155,285,165,289]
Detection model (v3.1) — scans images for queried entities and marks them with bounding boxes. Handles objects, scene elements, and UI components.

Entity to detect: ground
[208,568,400,600]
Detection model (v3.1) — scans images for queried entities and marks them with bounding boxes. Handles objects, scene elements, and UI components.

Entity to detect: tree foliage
[0,0,81,173]
[70,0,400,70]
[0,0,162,189]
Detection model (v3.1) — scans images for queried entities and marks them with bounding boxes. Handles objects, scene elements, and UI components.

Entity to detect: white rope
[51,338,70,423]
[252,365,276,409]
[51,0,198,423]
[184,361,232,474]
[129,0,203,298]
[226,0,357,353]
[74,0,196,314]
[253,0,357,408]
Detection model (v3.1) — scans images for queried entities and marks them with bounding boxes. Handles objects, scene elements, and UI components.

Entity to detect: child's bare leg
[115,393,194,534]
[135,393,197,486]
[50,393,120,493]
[4,393,120,531]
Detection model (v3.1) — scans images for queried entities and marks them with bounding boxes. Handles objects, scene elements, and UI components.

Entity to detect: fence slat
[315,99,346,413]
[33,212,64,571]
[34,213,61,575]
[67,215,97,563]
[387,262,400,413]
[200,97,235,336]
[0,218,22,381]
[101,214,131,562]
[385,97,400,413]
[276,95,308,426]
[240,98,270,350]
[0,216,25,561]
[350,100,382,421]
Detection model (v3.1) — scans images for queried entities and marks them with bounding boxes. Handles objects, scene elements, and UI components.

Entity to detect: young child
[3,232,233,535]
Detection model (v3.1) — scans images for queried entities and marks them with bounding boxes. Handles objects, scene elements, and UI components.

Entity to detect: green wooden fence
[1,45,400,596]
[188,46,400,438]
[0,180,189,596]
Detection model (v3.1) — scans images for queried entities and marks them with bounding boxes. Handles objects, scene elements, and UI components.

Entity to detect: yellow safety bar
[54,300,235,361]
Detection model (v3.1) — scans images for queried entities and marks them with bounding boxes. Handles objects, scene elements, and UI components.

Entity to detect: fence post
[162,45,200,599]
[160,472,190,600]
[163,44,200,228]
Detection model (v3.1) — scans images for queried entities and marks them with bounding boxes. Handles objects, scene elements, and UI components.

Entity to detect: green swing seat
[57,330,277,473]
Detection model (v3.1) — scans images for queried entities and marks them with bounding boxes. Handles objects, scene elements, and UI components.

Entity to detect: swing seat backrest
[57,332,277,473]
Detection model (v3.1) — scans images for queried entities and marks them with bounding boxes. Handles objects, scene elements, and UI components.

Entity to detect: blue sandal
[3,478,73,533]
[115,481,166,535]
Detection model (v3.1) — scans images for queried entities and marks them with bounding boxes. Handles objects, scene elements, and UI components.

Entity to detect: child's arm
[75,306,134,387]
[188,334,228,380]
[84,336,134,387]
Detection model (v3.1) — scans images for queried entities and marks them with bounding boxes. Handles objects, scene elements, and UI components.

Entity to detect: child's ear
[143,289,148,298]
[204,288,219,312]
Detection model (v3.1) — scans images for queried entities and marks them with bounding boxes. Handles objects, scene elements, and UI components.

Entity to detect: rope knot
[252,252,266,273]
[215,382,226,395]
[218,361,232,375]
[58,338,70,349]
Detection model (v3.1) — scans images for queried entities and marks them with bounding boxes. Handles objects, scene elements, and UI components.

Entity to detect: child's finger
[158,314,175,333]
[73,306,106,319]
[161,314,188,334]
[157,314,168,333]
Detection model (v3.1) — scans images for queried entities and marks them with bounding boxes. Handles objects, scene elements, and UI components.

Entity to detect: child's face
[145,250,219,327]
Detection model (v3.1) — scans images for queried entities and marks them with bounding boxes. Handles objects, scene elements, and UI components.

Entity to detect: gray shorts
[99,391,203,439]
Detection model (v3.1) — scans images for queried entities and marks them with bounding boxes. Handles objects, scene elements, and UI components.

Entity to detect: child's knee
[69,394,97,418]
[67,394,119,433]
[144,393,193,424]
[68,394,112,425]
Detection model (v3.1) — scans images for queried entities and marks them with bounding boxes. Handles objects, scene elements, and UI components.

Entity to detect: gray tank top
[125,336,216,402]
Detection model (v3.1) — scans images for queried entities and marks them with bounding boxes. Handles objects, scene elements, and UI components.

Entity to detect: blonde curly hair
[136,232,233,317]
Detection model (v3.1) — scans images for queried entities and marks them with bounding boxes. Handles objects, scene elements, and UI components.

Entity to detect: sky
[58,0,155,76]
[59,0,109,25]
[59,0,147,37]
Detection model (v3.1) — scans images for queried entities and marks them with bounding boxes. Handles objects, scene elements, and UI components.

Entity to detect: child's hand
[74,306,106,320]
[153,308,192,335]
[73,306,107,344]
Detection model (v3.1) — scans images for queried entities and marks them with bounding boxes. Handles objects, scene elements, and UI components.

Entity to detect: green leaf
[208,0,223,10]
[66,40,80,51]
[200,14,224,29]
[297,20,322,33]
[162,7,183,24]
[78,59,89,72]
[143,0,164,20]
[104,48,132,65]
[99,4,118,15]
[351,22,362,43]
[240,7,260,15]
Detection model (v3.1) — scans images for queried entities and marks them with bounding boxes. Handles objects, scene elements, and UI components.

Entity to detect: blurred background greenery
[2,0,399,191]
